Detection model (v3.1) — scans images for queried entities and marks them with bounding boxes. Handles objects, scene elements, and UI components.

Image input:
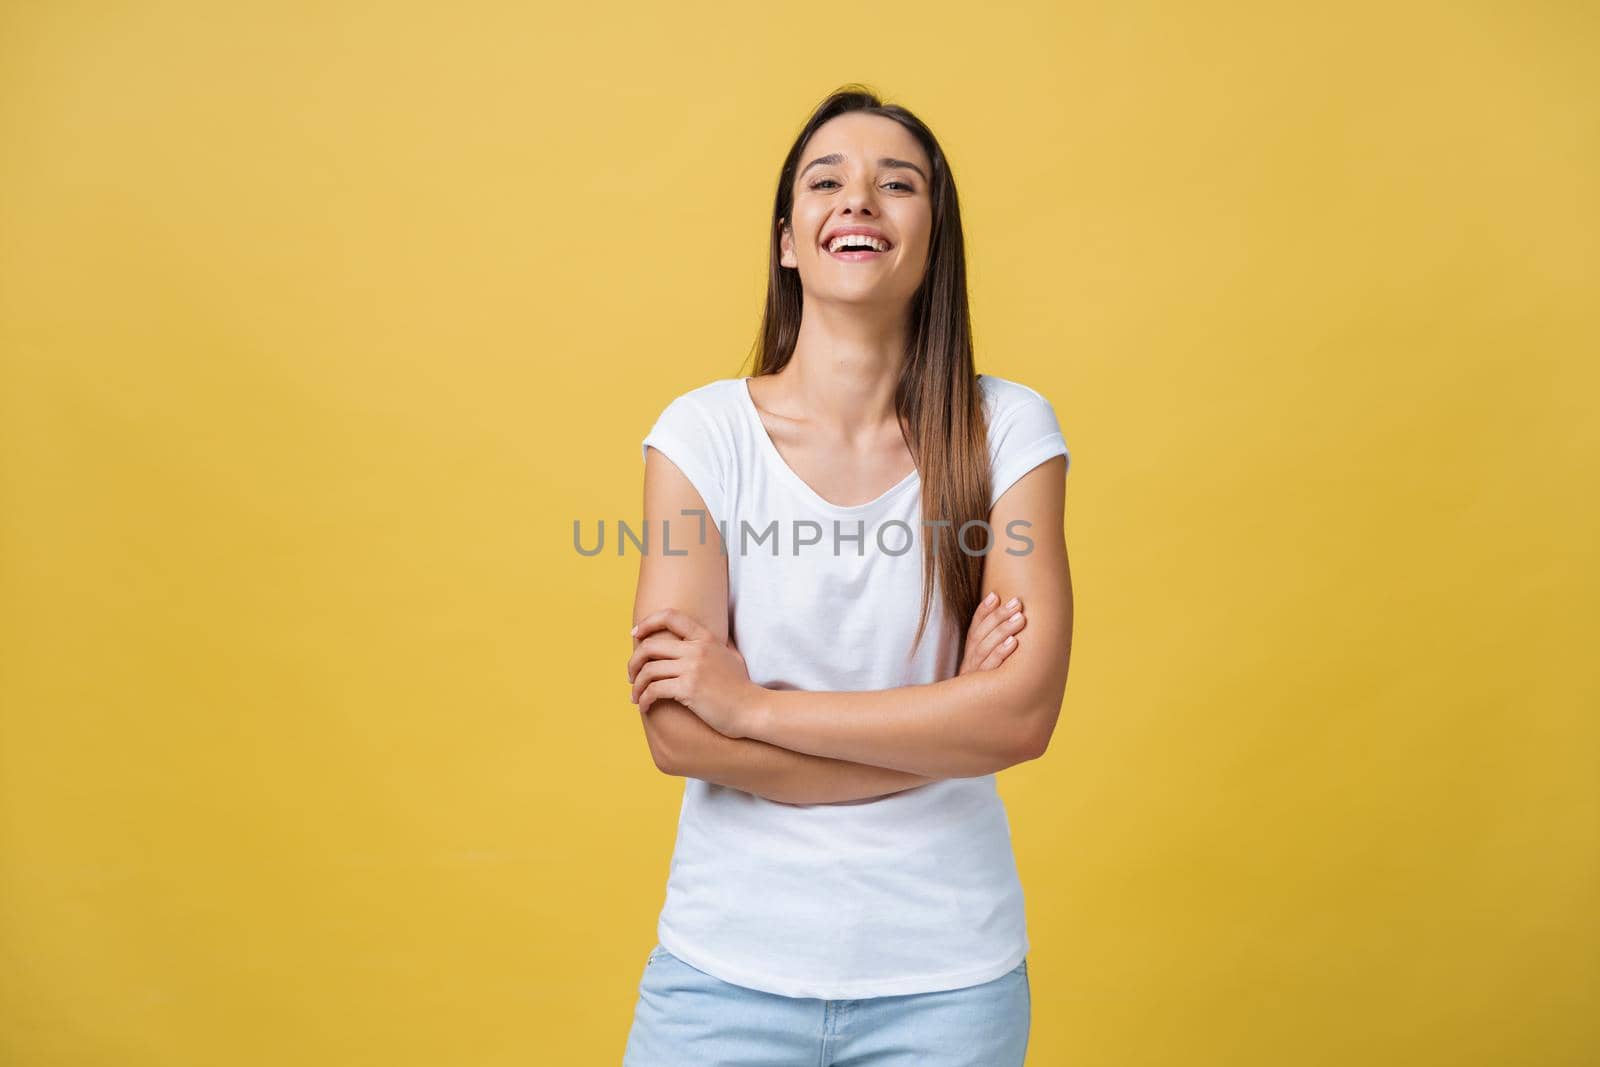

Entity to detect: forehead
[799,112,929,172]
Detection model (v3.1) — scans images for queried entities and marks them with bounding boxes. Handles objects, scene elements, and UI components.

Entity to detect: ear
[778,218,797,269]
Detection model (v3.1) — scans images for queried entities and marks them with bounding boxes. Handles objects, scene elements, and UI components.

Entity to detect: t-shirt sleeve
[988,387,1071,509]
[641,393,727,527]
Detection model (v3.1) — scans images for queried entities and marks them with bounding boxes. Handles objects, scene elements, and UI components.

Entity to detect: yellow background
[2,2,1595,1064]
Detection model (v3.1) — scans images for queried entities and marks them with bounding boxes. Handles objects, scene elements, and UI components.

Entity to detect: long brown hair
[746,85,993,662]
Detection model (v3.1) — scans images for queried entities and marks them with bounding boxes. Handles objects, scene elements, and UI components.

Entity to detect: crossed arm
[632,446,1072,801]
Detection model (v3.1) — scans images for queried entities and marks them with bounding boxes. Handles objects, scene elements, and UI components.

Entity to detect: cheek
[894,212,932,258]
[898,228,933,269]
[791,204,828,246]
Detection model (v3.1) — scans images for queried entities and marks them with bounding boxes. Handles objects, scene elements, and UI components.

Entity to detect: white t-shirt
[638,373,1070,1000]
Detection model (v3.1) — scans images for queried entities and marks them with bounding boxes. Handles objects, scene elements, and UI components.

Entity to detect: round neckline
[738,377,920,514]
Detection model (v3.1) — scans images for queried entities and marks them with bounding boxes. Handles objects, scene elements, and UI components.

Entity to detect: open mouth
[827,247,886,261]
[823,236,893,261]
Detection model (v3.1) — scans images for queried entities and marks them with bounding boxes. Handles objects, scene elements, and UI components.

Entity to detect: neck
[775,302,910,437]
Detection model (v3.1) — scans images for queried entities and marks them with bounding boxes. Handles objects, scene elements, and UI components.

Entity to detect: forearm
[744,668,1043,779]
[645,702,941,805]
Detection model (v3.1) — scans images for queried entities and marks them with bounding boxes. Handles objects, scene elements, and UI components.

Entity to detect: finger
[632,609,709,644]
[630,629,699,676]
[974,610,1026,669]
[971,607,1026,665]
[978,633,1018,670]
[960,596,1015,673]
[967,597,1002,646]
[972,603,1023,659]
[968,597,1017,651]
[627,633,689,683]
[966,591,1000,636]
[631,658,680,704]
[971,594,1021,640]
[638,677,681,716]
[965,599,1012,664]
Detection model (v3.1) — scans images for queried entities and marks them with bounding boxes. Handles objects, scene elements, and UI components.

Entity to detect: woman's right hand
[958,593,1027,675]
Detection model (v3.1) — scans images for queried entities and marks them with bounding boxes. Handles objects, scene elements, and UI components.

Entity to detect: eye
[809,178,916,192]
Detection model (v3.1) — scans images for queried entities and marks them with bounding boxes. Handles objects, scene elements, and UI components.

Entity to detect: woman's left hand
[627,609,763,738]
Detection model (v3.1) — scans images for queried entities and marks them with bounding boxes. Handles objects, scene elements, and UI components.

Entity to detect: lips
[826,244,888,262]
[821,227,893,254]
[822,228,893,262]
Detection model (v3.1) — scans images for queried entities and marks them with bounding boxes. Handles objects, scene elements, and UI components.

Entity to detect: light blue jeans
[622,943,1031,1066]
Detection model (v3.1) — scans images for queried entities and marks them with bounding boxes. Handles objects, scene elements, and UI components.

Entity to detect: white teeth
[828,234,889,253]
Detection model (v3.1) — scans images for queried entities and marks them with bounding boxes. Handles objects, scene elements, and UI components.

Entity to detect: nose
[841,176,878,215]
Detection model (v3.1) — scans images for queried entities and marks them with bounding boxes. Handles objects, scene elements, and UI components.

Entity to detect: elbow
[1013,697,1064,764]
[641,713,681,776]
[651,741,679,776]
[991,717,1044,772]
[1011,727,1047,765]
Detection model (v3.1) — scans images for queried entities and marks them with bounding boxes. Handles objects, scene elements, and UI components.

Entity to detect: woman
[622,86,1072,1066]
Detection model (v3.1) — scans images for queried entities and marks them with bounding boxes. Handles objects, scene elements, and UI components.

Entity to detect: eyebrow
[799,152,928,184]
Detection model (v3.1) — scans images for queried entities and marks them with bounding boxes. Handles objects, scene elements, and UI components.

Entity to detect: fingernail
[630,625,638,636]
[1003,635,1015,646]
[1005,597,1019,609]
[983,592,997,606]
[1010,611,1022,623]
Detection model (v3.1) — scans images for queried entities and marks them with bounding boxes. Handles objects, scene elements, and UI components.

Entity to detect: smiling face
[779,111,934,307]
